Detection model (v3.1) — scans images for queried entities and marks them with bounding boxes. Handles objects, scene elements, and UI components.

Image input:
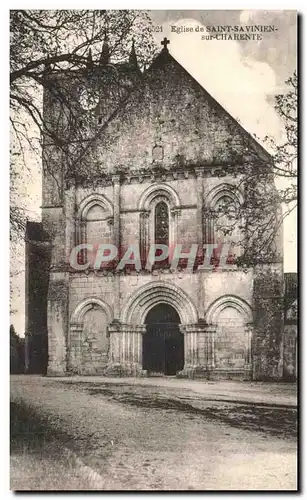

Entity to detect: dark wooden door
[143,304,183,376]
[165,326,184,375]
[143,323,166,375]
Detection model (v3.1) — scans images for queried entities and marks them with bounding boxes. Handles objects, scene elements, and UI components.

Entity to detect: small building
[283,273,298,381]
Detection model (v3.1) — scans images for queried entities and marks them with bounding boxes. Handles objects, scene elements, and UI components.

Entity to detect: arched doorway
[143,303,184,376]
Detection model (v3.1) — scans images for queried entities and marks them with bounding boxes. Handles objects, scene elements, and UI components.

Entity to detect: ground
[10,375,297,491]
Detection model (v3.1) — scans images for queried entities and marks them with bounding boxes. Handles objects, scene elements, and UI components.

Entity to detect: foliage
[10,12,297,268]
[10,324,25,373]
[211,71,297,266]
[10,9,156,242]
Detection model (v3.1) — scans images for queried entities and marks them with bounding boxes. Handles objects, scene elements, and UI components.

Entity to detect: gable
[76,49,272,179]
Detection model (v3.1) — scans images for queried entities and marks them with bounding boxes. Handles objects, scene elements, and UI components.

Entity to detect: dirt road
[10,376,297,491]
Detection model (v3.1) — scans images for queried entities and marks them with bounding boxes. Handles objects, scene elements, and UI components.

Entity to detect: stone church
[25,38,285,380]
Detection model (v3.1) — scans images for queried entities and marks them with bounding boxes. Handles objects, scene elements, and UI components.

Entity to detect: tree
[210,70,297,267]
[10,324,25,373]
[10,9,157,243]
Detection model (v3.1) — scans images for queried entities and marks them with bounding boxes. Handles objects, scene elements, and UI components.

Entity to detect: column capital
[70,322,83,332]
[107,322,147,335]
[170,207,181,217]
[180,322,212,334]
[195,167,204,178]
[112,174,121,184]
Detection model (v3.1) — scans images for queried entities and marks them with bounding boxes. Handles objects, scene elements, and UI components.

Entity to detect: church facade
[25,39,285,380]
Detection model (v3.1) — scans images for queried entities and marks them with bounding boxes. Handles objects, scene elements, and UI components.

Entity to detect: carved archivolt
[70,297,113,325]
[75,194,114,257]
[205,183,243,208]
[204,183,244,248]
[138,184,181,261]
[121,281,198,325]
[138,183,181,211]
[77,193,113,220]
[205,295,253,325]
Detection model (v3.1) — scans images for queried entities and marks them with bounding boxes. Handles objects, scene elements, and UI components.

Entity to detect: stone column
[65,181,76,264]
[112,175,121,248]
[67,323,83,374]
[203,209,214,244]
[177,323,217,379]
[178,323,205,378]
[106,322,147,376]
[205,324,217,371]
[244,322,254,379]
[112,175,121,319]
[195,168,204,249]
[195,170,205,317]
[140,211,150,265]
[170,208,180,251]
[47,271,69,376]
[74,218,87,264]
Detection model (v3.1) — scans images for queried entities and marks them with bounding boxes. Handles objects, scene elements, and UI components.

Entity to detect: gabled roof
[146,47,273,164]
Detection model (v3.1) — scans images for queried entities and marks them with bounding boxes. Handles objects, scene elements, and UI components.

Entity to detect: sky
[10,10,297,336]
[149,9,297,270]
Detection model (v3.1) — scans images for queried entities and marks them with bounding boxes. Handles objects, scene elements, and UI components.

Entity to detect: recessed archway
[205,295,253,325]
[138,183,181,211]
[77,193,113,220]
[143,303,184,376]
[138,184,181,264]
[69,298,113,375]
[205,295,253,373]
[121,281,198,325]
[71,297,113,324]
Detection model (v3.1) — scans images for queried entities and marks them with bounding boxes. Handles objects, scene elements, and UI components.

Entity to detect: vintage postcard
[10,9,297,491]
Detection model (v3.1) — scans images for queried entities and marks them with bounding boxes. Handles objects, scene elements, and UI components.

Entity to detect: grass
[10,401,100,491]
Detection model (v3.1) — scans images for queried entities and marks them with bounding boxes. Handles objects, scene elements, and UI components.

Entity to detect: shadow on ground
[73,382,297,439]
[10,380,298,491]
[11,402,101,490]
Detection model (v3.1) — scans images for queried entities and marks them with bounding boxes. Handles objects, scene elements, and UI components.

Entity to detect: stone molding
[120,281,198,325]
[138,183,181,211]
[205,294,253,325]
[70,296,113,324]
[76,193,114,220]
[70,166,227,189]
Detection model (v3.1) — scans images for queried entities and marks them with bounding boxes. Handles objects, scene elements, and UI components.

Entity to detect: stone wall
[252,265,284,380]
[42,166,282,379]
[47,272,69,376]
[38,48,284,380]
[25,223,51,374]
[283,325,297,381]
[283,273,297,381]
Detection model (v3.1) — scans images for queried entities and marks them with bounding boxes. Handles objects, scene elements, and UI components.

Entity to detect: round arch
[206,183,243,208]
[70,297,113,324]
[77,193,113,220]
[138,183,181,211]
[121,281,198,325]
[205,295,253,325]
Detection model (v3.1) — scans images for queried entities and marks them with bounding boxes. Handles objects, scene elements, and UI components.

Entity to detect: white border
[3,4,303,499]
